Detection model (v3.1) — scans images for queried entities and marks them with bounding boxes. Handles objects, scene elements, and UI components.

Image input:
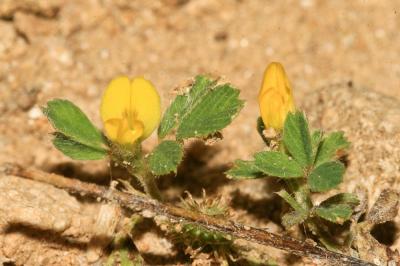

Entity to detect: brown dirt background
[1,0,400,265]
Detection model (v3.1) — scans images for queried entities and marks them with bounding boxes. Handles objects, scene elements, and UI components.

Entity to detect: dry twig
[2,163,375,266]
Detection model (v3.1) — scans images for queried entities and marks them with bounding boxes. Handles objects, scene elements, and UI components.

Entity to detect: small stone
[53,219,69,232]
[86,248,100,263]
[142,209,156,218]
[28,106,42,120]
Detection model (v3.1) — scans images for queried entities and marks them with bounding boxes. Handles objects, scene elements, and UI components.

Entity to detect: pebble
[28,106,42,120]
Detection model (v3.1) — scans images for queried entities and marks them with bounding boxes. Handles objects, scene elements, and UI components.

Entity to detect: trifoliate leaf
[157,76,244,140]
[308,161,345,192]
[315,204,353,224]
[43,99,106,150]
[254,151,303,178]
[148,140,183,175]
[276,190,305,212]
[283,111,313,168]
[52,133,107,160]
[177,84,244,139]
[319,193,359,208]
[282,210,308,229]
[314,131,350,166]
[226,160,264,180]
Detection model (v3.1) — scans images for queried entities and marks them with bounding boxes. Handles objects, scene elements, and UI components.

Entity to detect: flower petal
[100,76,131,123]
[258,62,295,130]
[258,62,292,101]
[130,78,161,139]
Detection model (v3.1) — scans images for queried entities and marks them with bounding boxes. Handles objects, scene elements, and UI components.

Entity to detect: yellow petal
[104,118,144,145]
[103,118,121,142]
[258,62,295,131]
[100,76,161,144]
[130,78,161,139]
[101,76,131,123]
[117,118,144,144]
[259,89,285,130]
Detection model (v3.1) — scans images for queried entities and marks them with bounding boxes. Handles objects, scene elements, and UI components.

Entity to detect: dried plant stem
[3,163,375,266]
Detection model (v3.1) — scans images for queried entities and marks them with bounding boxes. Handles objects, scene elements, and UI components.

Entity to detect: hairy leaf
[52,133,107,160]
[308,161,345,192]
[148,140,183,175]
[315,131,349,166]
[158,95,187,139]
[283,111,313,168]
[315,204,352,224]
[319,193,359,208]
[254,151,303,178]
[226,160,264,180]
[311,130,323,158]
[158,76,244,140]
[43,99,106,150]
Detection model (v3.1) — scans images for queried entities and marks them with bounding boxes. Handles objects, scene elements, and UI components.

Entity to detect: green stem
[286,179,312,211]
[134,169,162,201]
[277,138,313,210]
[111,143,163,201]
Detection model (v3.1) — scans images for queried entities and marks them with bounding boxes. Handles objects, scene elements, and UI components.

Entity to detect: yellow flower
[258,62,295,131]
[100,76,161,145]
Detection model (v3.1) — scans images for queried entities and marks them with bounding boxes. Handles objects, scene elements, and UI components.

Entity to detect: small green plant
[42,74,244,264]
[227,62,358,250]
[43,75,244,201]
[40,63,367,264]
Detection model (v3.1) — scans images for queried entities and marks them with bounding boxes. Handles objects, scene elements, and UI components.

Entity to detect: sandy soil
[0,0,400,265]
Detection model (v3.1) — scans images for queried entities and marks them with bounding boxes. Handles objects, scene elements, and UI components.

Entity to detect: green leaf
[157,76,244,140]
[283,111,313,168]
[254,151,303,178]
[282,211,308,229]
[315,131,349,166]
[43,99,106,150]
[148,140,183,175]
[311,130,323,158]
[52,133,107,160]
[315,204,352,224]
[319,193,359,208]
[315,193,359,224]
[158,95,187,139]
[276,190,305,212]
[308,161,345,192]
[226,160,264,180]
[177,84,244,139]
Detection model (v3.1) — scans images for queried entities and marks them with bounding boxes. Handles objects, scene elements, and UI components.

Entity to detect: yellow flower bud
[100,76,161,145]
[258,62,295,131]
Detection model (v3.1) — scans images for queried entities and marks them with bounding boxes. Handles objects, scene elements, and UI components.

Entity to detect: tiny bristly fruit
[258,62,295,131]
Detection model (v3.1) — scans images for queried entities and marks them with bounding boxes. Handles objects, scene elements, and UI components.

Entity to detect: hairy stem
[129,167,162,201]
[111,144,162,201]
[286,179,313,211]
[3,163,375,266]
